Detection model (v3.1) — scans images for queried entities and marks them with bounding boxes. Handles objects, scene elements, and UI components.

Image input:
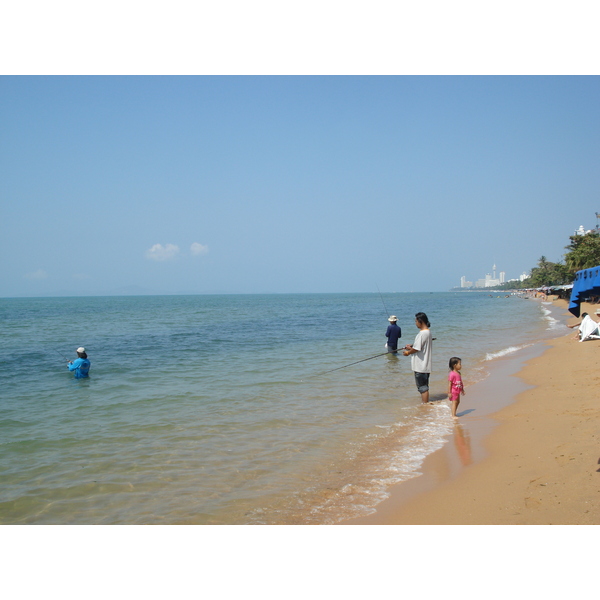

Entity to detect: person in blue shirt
[385,316,402,353]
[67,347,91,378]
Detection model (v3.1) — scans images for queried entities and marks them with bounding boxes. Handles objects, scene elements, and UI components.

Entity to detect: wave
[296,403,455,524]
[484,344,531,361]
[540,305,562,330]
[544,316,561,329]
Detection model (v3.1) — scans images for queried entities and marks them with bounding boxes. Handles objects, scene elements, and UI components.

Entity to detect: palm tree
[565,232,600,273]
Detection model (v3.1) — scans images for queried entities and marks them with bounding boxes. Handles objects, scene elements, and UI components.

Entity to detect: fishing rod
[53,348,93,362]
[375,283,390,318]
[311,348,403,378]
[311,336,439,379]
[53,348,70,362]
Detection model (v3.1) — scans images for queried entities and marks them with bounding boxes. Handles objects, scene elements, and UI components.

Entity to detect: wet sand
[343,298,600,525]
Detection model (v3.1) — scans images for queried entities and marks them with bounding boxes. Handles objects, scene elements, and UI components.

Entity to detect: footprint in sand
[524,496,542,509]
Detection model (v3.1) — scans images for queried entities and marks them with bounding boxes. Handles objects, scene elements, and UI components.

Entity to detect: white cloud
[190,242,209,256]
[24,269,48,280]
[146,243,180,261]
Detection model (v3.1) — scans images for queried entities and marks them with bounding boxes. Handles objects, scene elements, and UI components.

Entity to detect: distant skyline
[2,76,600,297]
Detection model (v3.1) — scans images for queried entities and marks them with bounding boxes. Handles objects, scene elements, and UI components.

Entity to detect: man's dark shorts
[414,372,430,394]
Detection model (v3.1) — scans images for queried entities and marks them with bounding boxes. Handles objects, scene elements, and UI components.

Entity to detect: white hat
[388,315,397,322]
[76,347,86,353]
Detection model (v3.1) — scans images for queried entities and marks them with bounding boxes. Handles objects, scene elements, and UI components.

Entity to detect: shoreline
[342,298,600,525]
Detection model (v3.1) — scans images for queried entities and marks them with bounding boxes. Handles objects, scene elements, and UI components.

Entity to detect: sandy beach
[344,298,600,525]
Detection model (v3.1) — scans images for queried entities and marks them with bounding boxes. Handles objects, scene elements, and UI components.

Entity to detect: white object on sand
[578,315,600,342]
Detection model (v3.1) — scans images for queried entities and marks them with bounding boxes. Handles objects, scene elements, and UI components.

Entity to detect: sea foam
[484,345,530,361]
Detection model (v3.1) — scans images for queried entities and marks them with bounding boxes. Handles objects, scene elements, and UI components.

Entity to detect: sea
[0,292,568,525]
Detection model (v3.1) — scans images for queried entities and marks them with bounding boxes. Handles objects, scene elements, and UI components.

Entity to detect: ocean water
[0,292,567,524]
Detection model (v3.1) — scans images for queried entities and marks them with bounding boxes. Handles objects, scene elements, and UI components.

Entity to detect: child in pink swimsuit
[447,356,465,419]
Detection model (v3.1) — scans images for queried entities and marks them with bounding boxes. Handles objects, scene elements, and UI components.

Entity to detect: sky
[1,75,599,297]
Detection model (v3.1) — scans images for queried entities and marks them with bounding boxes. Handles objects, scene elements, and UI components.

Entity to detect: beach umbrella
[568,265,600,317]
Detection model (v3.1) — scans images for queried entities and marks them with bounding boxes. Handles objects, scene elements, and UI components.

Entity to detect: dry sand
[344,298,600,525]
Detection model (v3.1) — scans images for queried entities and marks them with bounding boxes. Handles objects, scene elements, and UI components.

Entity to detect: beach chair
[578,315,600,342]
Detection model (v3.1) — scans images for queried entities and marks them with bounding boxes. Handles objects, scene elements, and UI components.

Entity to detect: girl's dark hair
[77,351,88,359]
[415,312,430,327]
[449,357,461,370]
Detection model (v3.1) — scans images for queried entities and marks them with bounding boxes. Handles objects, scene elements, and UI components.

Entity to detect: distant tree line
[492,231,600,289]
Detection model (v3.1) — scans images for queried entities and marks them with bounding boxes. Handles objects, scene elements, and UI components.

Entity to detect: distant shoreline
[448,288,522,292]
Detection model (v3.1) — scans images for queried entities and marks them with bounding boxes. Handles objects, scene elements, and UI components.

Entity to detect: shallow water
[0,292,567,524]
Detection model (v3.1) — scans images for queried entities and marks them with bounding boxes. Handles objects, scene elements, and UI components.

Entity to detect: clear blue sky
[1,76,599,296]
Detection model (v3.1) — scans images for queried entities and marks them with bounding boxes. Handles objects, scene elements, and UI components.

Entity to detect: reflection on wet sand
[453,423,472,466]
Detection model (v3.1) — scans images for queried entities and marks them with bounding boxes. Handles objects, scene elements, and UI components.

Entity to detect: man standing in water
[67,347,91,379]
[403,312,432,403]
[385,315,402,353]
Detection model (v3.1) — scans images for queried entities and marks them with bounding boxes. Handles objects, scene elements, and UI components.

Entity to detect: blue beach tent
[568,265,600,316]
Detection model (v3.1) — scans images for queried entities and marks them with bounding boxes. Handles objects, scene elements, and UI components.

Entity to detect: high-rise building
[462,265,517,288]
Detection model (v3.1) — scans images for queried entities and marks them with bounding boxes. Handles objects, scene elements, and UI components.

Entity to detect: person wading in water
[403,312,432,403]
